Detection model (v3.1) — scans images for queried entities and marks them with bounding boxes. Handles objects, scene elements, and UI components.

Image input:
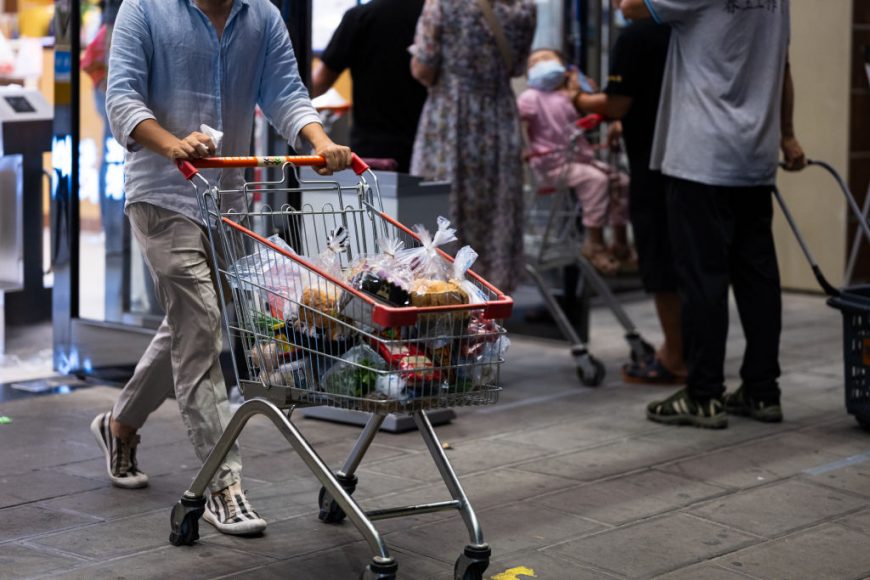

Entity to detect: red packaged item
[398,354,440,383]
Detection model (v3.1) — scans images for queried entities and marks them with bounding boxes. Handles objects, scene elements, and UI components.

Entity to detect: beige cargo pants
[113,202,241,492]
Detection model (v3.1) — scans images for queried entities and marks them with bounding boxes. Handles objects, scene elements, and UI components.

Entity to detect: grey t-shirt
[647,0,790,187]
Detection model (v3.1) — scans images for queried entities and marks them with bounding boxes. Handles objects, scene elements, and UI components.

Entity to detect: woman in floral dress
[410,0,536,293]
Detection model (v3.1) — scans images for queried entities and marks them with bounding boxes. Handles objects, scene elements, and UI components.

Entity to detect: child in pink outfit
[518,49,634,274]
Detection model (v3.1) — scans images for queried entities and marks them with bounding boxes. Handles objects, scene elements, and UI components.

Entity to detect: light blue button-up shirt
[106,0,321,221]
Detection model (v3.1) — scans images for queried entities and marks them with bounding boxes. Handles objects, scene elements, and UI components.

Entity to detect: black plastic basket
[828,285,870,427]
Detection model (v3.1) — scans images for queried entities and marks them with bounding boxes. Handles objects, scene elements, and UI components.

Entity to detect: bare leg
[654,292,686,375]
[110,419,138,441]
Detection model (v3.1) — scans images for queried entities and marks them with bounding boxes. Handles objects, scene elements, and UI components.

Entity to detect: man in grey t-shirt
[621,0,805,429]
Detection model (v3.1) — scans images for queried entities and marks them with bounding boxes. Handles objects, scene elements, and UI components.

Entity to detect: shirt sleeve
[257,6,322,148]
[105,0,156,152]
[604,29,636,98]
[320,7,358,73]
[409,0,442,68]
[516,90,537,122]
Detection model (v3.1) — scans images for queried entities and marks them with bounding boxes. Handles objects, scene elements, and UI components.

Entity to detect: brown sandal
[611,244,639,274]
[581,243,620,276]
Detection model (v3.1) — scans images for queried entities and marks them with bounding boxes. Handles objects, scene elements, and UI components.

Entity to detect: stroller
[523,113,653,386]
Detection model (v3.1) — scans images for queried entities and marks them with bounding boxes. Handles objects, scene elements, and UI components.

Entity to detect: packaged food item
[375,374,409,400]
[300,227,349,338]
[250,340,294,373]
[409,279,469,308]
[229,234,304,320]
[264,358,314,390]
[457,334,511,387]
[397,354,440,383]
[320,344,387,398]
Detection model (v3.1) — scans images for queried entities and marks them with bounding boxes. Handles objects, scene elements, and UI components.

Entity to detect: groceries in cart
[227,216,508,407]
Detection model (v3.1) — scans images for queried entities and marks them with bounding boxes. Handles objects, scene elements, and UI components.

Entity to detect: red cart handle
[176,153,369,180]
[576,114,604,131]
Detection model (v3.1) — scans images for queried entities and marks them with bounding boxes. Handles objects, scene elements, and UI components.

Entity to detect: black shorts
[629,168,678,293]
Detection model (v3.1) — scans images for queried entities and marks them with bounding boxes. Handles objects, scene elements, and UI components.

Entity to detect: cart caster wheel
[855,416,870,433]
[628,334,656,364]
[454,545,491,580]
[576,355,606,387]
[359,557,398,579]
[168,495,205,546]
[318,473,358,524]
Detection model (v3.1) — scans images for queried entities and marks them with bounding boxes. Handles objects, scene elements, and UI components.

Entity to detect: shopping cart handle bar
[175,153,370,179]
[576,114,604,130]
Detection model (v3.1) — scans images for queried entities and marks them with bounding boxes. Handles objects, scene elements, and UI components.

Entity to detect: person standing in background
[575,14,685,385]
[620,0,806,428]
[410,0,536,293]
[312,0,427,174]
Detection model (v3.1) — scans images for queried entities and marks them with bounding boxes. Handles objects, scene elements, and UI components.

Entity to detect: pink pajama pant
[545,160,629,228]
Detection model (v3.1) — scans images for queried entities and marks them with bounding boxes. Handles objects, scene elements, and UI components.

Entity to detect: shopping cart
[774,160,870,430]
[168,154,513,580]
[523,114,653,386]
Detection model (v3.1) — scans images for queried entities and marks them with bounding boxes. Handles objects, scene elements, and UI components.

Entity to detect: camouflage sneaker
[724,385,783,423]
[646,388,728,429]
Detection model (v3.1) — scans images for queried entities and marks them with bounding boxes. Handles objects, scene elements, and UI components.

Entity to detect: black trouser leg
[730,188,782,403]
[666,177,732,401]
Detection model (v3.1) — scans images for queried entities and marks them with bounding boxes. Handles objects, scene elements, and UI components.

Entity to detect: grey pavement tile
[238,467,420,524]
[35,470,199,522]
[721,523,870,580]
[201,512,361,560]
[56,440,208,482]
[360,468,579,535]
[690,479,867,538]
[834,508,870,536]
[238,440,408,486]
[387,502,603,561]
[490,414,651,452]
[28,509,183,560]
[486,550,620,580]
[659,433,851,490]
[0,469,104,509]
[366,439,552,484]
[0,505,98,543]
[533,470,728,525]
[809,460,870,498]
[0,543,87,578]
[0,386,119,420]
[544,513,757,578]
[51,543,273,580]
[219,542,449,580]
[655,562,762,579]
[513,436,700,483]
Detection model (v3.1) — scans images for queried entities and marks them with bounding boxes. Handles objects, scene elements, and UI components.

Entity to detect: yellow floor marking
[490,565,537,580]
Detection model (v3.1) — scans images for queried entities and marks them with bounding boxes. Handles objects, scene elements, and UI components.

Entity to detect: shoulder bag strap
[475,0,514,73]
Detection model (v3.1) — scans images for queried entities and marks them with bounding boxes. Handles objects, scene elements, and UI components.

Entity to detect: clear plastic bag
[320,344,387,398]
[450,246,489,305]
[398,216,457,281]
[229,234,303,321]
[300,227,349,338]
[348,237,413,307]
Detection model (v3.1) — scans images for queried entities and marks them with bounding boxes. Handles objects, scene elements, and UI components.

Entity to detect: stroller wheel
[576,355,606,387]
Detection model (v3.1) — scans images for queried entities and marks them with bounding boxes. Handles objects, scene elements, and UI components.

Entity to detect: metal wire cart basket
[167,154,513,580]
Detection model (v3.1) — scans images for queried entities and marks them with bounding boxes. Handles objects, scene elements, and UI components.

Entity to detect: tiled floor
[2,293,869,579]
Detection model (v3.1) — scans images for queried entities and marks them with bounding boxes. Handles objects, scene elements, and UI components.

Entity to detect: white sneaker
[203,481,267,535]
[90,411,149,489]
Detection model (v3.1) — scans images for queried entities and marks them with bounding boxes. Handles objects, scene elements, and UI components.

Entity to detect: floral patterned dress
[410,0,536,293]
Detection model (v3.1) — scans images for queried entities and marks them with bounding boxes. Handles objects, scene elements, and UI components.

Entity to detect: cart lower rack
[168,154,513,579]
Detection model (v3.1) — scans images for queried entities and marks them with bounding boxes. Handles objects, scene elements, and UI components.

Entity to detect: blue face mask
[528,60,567,92]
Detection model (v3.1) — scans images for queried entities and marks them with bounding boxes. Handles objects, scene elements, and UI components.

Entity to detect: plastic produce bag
[398,216,457,281]
[450,246,489,305]
[229,235,303,320]
[300,227,349,338]
[349,237,413,307]
[320,344,387,398]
